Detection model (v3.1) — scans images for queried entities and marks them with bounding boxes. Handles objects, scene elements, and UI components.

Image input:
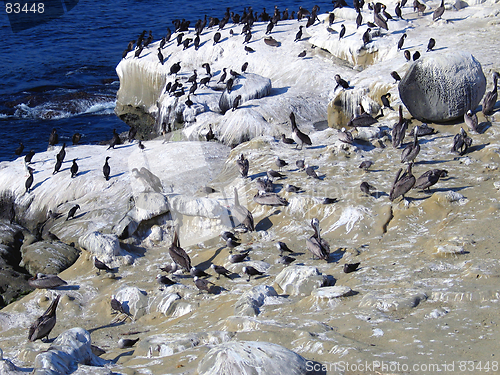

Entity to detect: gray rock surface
[20,240,80,276]
[234,285,279,316]
[274,265,327,296]
[218,73,272,114]
[398,51,486,122]
[197,341,312,375]
[132,192,169,221]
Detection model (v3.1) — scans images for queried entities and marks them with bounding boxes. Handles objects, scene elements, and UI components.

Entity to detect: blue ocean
[0,0,336,161]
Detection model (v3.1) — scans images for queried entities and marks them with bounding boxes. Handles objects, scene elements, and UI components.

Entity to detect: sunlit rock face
[398,51,486,122]
[218,73,272,113]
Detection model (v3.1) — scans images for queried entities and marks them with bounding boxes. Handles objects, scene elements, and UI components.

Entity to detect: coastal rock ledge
[399,51,486,122]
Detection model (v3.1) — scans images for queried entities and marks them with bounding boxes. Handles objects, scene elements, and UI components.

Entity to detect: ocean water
[0,0,335,161]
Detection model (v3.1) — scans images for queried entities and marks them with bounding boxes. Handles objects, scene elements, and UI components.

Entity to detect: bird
[28,273,67,289]
[107,129,121,149]
[110,295,130,316]
[391,71,402,83]
[339,24,346,40]
[397,33,407,50]
[56,143,66,163]
[464,110,479,133]
[94,256,111,274]
[70,159,78,178]
[176,33,184,46]
[256,177,273,193]
[381,93,391,109]
[360,181,376,195]
[281,134,294,144]
[413,169,448,191]
[48,128,59,147]
[25,167,34,193]
[414,0,426,14]
[305,165,320,179]
[241,62,248,73]
[343,262,360,273]
[28,294,60,342]
[14,142,24,156]
[306,218,330,261]
[211,264,231,279]
[118,338,140,349]
[329,12,335,25]
[157,48,164,65]
[433,0,445,21]
[362,28,371,46]
[242,266,265,281]
[290,112,312,150]
[338,127,354,144]
[359,160,373,171]
[160,262,178,273]
[373,7,388,30]
[404,50,411,61]
[243,31,252,44]
[413,51,421,61]
[156,274,176,286]
[229,249,251,263]
[232,187,255,231]
[190,266,210,278]
[409,123,435,136]
[213,32,221,45]
[103,157,111,181]
[138,140,146,150]
[356,11,363,28]
[237,154,249,178]
[218,68,227,84]
[401,125,420,163]
[267,169,284,180]
[226,77,234,93]
[66,204,80,221]
[482,72,499,116]
[392,106,408,148]
[295,26,303,42]
[25,150,35,164]
[427,38,435,51]
[244,46,255,53]
[253,192,289,206]
[194,276,214,293]
[276,241,293,255]
[451,127,472,155]
[266,20,275,34]
[395,2,403,18]
[298,50,306,58]
[232,95,242,111]
[389,163,416,201]
[275,156,288,171]
[169,62,181,75]
[277,255,296,266]
[334,74,349,90]
[169,230,191,272]
[296,159,305,170]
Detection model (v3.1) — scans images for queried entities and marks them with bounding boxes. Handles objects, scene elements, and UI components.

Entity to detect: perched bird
[241,62,248,73]
[242,266,265,281]
[290,112,312,150]
[226,77,234,93]
[118,338,140,349]
[343,262,360,273]
[413,51,421,61]
[356,11,363,28]
[213,32,222,45]
[156,274,176,286]
[190,266,210,278]
[48,128,59,147]
[275,156,288,171]
[28,294,60,342]
[395,2,403,19]
[281,134,294,144]
[401,125,420,163]
[206,124,215,141]
[107,129,121,149]
[25,167,34,193]
[169,62,181,75]
[296,159,305,170]
[409,123,435,136]
[392,106,408,148]
[256,177,274,193]
[427,37,435,51]
[218,68,227,84]
[404,50,411,61]
[451,127,472,155]
[103,156,111,181]
[66,204,80,221]
[160,262,178,274]
[70,159,78,178]
[298,50,306,58]
[194,276,214,293]
[362,28,371,46]
[110,295,130,316]
[28,273,67,289]
[138,140,145,150]
[232,187,255,231]
[211,264,231,279]
[397,33,407,50]
[464,110,479,133]
[433,0,445,21]
[338,127,354,144]
[389,163,416,201]
[391,71,402,83]
[56,143,66,163]
[202,62,211,76]
[413,169,448,191]
[306,218,330,261]
[277,255,296,266]
[295,26,303,42]
[169,230,191,272]
[229,250,251,263]
[339,24,346,40]
[305,165,320,179]
[414,0,426,14]
[334,74,349,90]
[232,95,242,111]
[94,256,112,274]
[482,72,499,116]
[244,46,255,53]
[236,154,249,178]
[14,142,24,156]
[25,149,35,164]
[157,48,164,65]
[267,169,284,180]
[359,160,373,171]
[381,93,391,109]
[276,241,293,255]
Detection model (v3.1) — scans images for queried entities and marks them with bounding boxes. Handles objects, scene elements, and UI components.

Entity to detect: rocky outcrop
[274,266,327,296]
[20,240,80,276]
[399,51,486,122]
[218,73,271,114]
[234,285,279,316]
[114,286,148,320]
[197,341,313,375]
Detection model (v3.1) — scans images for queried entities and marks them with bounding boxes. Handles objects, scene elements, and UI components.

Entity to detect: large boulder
[20,240,80,276]
[218,73,272,114]
[398,51,486,122]
[274,265,327,296]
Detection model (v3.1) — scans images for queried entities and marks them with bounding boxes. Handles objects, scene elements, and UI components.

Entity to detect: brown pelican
[28,294,60,342]
[290,112,312,150]
[389,163,416,201]
[28,273,67,289]
[211,264,231,279]
[232,187,255,231]
[392,106,408,148]
[413,169,448,191]
[401,125,420,163]
[306,218,330,261]
[482,72,499,116]
[374,6,388,30]
[242,266,265,281]
[255,177,274,193]
[253,192,289,206]
[451,127,472,155]
[236,154,249,178]
[347,110,378,127]
[169,230,191,272]
[464,110,479,133]
[433,0,445,21]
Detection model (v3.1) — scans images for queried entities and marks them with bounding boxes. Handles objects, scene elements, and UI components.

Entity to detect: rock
[154,292,180,316]
[79,232,120,263]
[234,285,279,316]
[32,328,107,374]
[399,51,486,122]
[0,347,24,374]
[218,73,272,114]
[115,286,149,320]
[197,341,312,375]
[311,286,353,299]
[274,266,327,296]
[359,290,428,312]
[132,192,169,221]
[20,240,80,276]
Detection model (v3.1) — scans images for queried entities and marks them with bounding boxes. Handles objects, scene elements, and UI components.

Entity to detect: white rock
[234,285,278,316]
[197,341,311,375]
[359,290,428,312]
[311,286,353,299]
[274,265,327,296]
[218,73,272,113]
[79,232,121,264]
[133,192,169,221]
[115,286,148,320]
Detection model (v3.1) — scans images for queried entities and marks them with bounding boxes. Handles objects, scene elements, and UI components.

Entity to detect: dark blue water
[0,0,335,161]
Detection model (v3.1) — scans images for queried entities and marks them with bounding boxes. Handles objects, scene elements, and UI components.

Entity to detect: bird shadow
[476,122,491,134]
[467,143,489,153]
[304,145,326,150]
[110,172,126,179]
[111,351,135,363]
[32,177,51,191]
[269,86,290,96]
[88,321,125,334]
[56,284,80,291]
[256,217,274,231]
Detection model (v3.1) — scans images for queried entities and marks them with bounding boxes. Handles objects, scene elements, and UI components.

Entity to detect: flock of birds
[14,1,500,355]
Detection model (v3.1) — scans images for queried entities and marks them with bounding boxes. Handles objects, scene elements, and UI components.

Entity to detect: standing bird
[391,71,402,83]
[66,204,80,220]
[243,30,252,44]
[242,266,265,281]
[202,63,211,77]
[334,74,349,90]
[206,124,215,141]
[306,218,330,261]
[392,106,408,148]
[53,158,62,174]
[397,33,407,50]
[232,187,255,231]
[451,127,472,155]
[14,142,24,156]
[28,294,60,342]
[395,2,403,19]
[194,276,214,293]
[360,181,376,195]
[48,128,59,147]
[25,150,35,164]
[295,26,303,42]
[236,154,249,178]
[226,78,234,93]
[107,129,121,150]
[110,295,130,316]
[413,169,448,191]
[482,72,499,116]
[356,11,363,29]
[389,163,416,201]
[338,127,354,144]
[103,157,111,181]
[118,338,140,349]
[241,62,248,73]
[413,51,421,61]
[232,95,242,111]
[401,125,420,163]
[433,0,445,21]
[169,62,181,75]
[211,264,231,279]
[381,93,392,109]
[70,159,78,178]
[404,50,411,61]
[213,32,221,45]
[25,167,34,193]
[56,143,66,163]
[275,156,288,171]
[414,0,426,14]
[464,110,479,133]
[276,241,293,255]
[359,160,373,171]
[94,256,112,274]
[218,68,227,84]
[362,28,371,46]
[290,112,312,150]
[427,38,435,52]
[344,262,360,273]
[169,230,191,272]
[157,48,164,65]
[339,24,346,40]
